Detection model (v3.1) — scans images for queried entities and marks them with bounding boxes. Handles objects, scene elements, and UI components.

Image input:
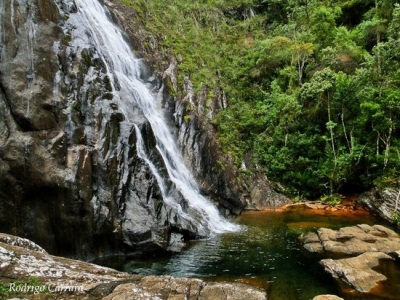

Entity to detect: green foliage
[121,0,400,198]
[321,194,341,206]
[27,276,42,286]
[392,211,400,225]
[0,283,10,300]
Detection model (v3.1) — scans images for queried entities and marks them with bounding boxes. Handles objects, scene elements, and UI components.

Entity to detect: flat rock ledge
[299,224,400,294]
[299,224,400,255]
[320,252,392,293]
[0,233,266,300]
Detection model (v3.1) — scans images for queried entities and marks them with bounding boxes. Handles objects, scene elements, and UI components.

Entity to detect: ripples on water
[101,206,400,300]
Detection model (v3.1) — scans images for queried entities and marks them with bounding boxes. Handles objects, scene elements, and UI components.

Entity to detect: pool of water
[99,205,399,300]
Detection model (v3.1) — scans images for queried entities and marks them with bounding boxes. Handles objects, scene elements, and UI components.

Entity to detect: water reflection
[115,206,398,299]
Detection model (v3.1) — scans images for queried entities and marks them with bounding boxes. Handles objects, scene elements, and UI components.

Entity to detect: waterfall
[73,0,239,236]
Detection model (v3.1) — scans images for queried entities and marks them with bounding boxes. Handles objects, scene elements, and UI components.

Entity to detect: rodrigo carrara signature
[8,282,84,295]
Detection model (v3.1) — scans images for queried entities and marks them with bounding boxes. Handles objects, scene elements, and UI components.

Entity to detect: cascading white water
[74,0,239,235]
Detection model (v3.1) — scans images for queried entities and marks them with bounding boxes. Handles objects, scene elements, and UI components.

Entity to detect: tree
[300,68,340,195]
[310,5,341,49]
[290,42,314,84]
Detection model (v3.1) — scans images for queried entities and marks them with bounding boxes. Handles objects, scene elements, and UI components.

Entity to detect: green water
[100,206,400,300]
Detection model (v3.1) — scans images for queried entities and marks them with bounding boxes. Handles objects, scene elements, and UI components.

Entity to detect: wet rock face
[357,188,400,224]
[0,0,78,256]
[0,0,61,132]
[0,0,232,260]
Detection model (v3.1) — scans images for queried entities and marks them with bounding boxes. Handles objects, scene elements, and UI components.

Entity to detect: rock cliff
[0,0,289,261]
[0,0,168,260]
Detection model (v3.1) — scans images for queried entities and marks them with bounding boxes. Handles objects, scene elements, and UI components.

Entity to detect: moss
[165,78,177,97]
[104,76,113,92]
[391,212,400,226]
[120,0,259,100]
[320,194,341,206]
[63,34,72,44]
[103,92,114,100]
[108,117,121,144]
[80,49,92,67]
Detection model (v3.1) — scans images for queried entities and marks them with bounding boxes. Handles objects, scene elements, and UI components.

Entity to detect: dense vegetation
[122,0,400,200]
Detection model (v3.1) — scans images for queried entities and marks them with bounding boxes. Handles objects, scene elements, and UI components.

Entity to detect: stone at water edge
[300,232,324,253]
[299,224,400,256]
[320,252,393,293]
[313,295,344,300]
[357,188,400,224]
[166,232,186,252]
[300,224,400,295]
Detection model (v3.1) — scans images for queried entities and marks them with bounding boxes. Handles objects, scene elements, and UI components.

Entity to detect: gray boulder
[357,188,400,224]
